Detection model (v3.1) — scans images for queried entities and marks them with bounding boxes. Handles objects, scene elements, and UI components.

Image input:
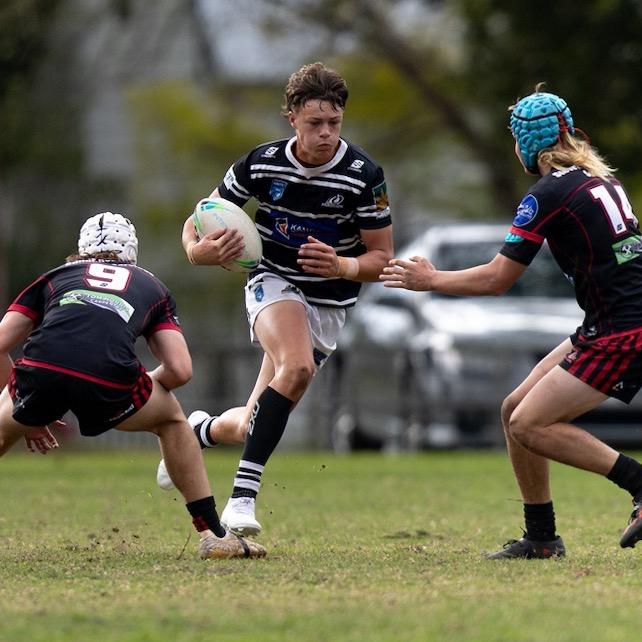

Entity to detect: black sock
[186,496,226,537]
[230,386,293,499]
[524,502,557,541]
[607,453,642,500]
[193,416,217,449]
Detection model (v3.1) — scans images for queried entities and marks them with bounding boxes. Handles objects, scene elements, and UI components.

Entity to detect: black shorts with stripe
[561,327,642,403]
[8,360,153,436]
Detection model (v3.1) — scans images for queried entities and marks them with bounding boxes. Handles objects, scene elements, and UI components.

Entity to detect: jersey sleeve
[217,151,253,207]
[499,186,553,266]
[143,290,183,338]
[355,165,392,230]
[6,275,48,324]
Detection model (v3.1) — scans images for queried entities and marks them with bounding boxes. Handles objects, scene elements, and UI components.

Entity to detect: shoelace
[502,539,520,549]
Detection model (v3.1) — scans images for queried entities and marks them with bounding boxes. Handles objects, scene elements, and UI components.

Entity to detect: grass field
[1,448,641,642]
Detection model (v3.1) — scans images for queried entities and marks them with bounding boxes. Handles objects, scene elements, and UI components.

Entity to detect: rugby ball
[192,197,262,272]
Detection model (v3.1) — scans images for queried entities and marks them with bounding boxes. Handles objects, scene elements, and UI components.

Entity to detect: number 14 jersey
[500,166,642,336]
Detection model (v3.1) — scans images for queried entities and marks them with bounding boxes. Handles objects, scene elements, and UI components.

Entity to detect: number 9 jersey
[499,166,642,336]
[7,260,182,386]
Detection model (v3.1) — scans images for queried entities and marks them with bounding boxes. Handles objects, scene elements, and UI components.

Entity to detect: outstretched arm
[380,252,527,295]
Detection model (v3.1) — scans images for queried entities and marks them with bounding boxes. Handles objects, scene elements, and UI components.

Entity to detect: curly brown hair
[281,62,348,115]
[65,251,123,263]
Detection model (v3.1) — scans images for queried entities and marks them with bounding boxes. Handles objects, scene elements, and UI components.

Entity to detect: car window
[433,240,574,299]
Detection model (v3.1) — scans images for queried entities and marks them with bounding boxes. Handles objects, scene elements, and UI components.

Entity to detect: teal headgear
[509,91,574,173]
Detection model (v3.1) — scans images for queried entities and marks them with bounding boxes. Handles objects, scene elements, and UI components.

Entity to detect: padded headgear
[510,91,574,173]
[78,212,138,264]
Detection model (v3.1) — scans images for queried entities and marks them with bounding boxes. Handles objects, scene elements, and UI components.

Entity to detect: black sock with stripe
[231,386,293,499]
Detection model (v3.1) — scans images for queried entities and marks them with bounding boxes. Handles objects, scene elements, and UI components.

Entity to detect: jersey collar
[285,137,348,178]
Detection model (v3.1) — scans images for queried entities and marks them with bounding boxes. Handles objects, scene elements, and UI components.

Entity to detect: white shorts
[245,273,346,367]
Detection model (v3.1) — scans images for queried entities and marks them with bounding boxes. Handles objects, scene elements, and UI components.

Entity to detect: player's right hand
[379,256,436,291]
[189,228,245,266]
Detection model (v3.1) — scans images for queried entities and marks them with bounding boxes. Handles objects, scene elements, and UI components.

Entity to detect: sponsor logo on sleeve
[613,234,642,265]
[372,180,389,211]
[513,194,539,227]
[223,167,235,189]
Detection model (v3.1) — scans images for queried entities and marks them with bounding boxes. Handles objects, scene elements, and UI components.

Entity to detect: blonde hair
[538,131,615,180]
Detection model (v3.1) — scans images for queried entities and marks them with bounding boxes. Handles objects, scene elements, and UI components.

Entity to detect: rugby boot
[199,531,266,559]
[620,499,642,548]
[486,534,565,559]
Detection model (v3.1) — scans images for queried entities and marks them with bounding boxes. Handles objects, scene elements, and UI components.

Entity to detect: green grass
[1,448,641,641]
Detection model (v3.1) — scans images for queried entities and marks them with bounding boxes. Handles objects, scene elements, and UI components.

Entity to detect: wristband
[186,241,198,265]
[336,256,359,280]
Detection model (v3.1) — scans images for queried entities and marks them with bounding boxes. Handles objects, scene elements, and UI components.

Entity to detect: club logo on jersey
[262,146,279,158]
[269,179,287,201]
[349,160,364,171]
[322,194,344,208]
[612,235,642,265]
[372,180,389,212]
[513,194,538,227]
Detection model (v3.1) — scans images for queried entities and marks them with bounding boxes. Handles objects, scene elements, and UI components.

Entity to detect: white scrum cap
[77,212,138,263]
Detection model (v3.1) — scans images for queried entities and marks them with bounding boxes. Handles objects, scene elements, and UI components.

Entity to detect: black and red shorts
[8,359,153,436]
[561,327,642,403]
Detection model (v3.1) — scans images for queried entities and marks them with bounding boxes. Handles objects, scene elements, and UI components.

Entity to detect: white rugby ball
[192,197,262,273]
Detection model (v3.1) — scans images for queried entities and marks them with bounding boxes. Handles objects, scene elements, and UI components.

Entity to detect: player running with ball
[382,86,642,558]
[156,62,394,536]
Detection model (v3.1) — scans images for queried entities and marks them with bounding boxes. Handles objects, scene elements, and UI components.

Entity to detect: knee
[277,361,315,396]
[500,394,518,431]
[152,416,186,439]
[507,410,535,449]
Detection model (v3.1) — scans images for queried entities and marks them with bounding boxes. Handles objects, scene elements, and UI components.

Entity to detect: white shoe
[220,497,262,536]
[156,458,175,491]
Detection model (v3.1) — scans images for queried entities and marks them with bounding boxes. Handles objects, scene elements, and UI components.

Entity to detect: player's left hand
[24,421,64,454]
[298,236,342,277]
[380,256,436,291]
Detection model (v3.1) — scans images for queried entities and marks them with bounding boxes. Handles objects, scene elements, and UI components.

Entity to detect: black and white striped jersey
[216,136,392,308]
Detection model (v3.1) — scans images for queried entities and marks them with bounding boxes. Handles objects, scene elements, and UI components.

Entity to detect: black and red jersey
[217,136,392,308]
[7,259,181,387]
[499,166,642,337]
